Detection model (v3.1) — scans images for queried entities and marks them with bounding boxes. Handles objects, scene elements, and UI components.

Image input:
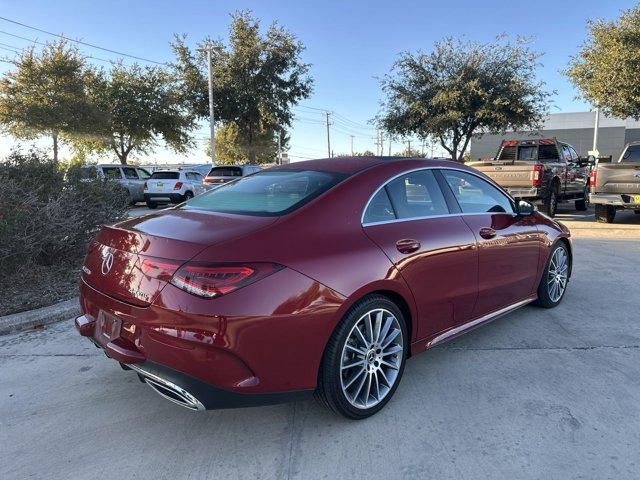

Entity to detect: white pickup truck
[589,142,640,223]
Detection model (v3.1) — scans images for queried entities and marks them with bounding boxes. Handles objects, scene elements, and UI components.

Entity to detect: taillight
[174,182,183,190]
[532,164,543,187]
[139,256,181,282]
[170,262,284,298]
[589,169,597,188]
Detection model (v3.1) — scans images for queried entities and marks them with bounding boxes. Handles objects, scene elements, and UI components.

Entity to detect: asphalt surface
[1,207,640,480]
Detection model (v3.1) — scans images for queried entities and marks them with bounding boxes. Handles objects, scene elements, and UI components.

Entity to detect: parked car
[589,142,640,223]
[203,164,261,187]
[467,138,591,217]
[81,164,151,204]
[75,157,572,419]
[143,170,206,208]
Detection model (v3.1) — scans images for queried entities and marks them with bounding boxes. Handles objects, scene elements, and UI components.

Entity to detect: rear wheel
[595,204,615,223]
[575,188,588,211]
[315,295,407,419]
[634,210,640,215]
[146,200,158,209]
[184,191,194,201]
[534,242,570,308]
[542,186,558,217]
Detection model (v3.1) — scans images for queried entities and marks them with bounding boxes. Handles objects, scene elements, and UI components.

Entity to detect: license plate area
[94,310,122,345]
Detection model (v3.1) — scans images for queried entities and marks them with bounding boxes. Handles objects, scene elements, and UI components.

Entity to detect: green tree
[171,10,312,162]
[0,40,97,162]
[81,64,196,164]
[566,6,640,119]
[207,122,288,164]
[378,36,550,162]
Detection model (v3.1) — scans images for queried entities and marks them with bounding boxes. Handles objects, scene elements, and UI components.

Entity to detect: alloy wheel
[340,308,403,409]
[547,246,568,302]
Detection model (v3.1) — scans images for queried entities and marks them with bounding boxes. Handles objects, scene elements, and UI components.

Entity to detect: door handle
[479,227,496,239]
[396,238,421,254]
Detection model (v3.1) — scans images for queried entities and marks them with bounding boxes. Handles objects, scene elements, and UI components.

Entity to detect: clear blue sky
[0,0,636,162]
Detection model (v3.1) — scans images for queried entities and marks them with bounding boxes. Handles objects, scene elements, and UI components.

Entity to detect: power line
[0,32,117,64]
[0,16,165,65]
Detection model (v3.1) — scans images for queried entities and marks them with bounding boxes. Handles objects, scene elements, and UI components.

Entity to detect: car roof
[269,156,463,175]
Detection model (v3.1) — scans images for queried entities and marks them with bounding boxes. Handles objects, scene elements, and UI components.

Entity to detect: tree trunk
[119,153,128,165]
[52,132,58,162]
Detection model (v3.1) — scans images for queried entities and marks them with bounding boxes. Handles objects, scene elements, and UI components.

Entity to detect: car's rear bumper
[77,269,344,409]
[589,193,640,208]
[75,317,313,410]
[144,193,184,203]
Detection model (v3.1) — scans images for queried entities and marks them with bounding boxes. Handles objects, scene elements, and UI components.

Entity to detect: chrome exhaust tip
[128,364,205,411]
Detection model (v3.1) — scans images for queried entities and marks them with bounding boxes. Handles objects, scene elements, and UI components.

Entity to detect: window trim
[361,167,516,227]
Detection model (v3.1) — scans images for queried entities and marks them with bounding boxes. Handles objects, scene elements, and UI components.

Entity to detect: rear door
[362,169,478,339]
[439,169,541,318]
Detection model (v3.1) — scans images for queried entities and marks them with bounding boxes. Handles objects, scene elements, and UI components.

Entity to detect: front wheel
[315,295,407,419]
[534,242,570,308]
[146,200,158,209]
[542,188,558,217]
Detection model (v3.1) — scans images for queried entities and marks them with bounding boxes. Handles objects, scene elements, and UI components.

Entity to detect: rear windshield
[183,170,346,216]
[208,166,243,177]
[150,172,180,180]
[620,145,640,163]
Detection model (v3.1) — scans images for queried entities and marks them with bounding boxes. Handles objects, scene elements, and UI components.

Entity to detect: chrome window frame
[361,166,516,227]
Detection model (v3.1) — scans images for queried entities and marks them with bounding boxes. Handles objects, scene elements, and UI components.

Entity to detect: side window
[137,168,151,179]
[103,167,122,180]
[442,170,514,214]
[385,170,449,219]
[561,145,572,162]
[363,188,396,224]
[568,146,579,162]
[122,167,138,179]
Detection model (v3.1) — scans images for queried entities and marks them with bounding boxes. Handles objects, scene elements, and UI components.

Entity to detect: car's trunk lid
[82,209,278,306]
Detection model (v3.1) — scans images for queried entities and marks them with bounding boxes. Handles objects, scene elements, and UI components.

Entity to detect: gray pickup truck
[589,142,640,223]
[467,138,591,217]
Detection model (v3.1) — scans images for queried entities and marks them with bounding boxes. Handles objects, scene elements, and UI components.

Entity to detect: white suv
[143,170,206,208]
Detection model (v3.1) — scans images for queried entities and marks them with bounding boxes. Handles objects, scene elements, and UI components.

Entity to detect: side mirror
[515,198,534,216]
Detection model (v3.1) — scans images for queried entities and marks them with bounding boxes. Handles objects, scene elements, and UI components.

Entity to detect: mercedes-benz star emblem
[101,251,114,275]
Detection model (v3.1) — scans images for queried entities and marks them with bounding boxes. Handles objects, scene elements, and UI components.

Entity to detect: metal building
[470,111,640,161]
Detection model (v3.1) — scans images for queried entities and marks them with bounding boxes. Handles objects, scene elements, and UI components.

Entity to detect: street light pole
[325,111,332,157]
[207,47,216,164]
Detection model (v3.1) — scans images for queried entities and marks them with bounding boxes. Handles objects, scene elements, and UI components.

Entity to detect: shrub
[0,149,129,278]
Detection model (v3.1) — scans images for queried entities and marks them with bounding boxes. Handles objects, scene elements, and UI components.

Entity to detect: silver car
[81,164,151,204]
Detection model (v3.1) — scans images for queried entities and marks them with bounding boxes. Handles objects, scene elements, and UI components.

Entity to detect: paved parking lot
[1,207,639,480]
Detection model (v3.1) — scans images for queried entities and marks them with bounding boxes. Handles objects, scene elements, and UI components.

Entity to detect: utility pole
[592,107,600,155]
[406,139,411,156]
[207,47,216,164]
[276,130,282,164]
[388,138,392,156]
[324,111,332,158]
[380,133,384,157]
[350,135,354,156]
[375,129,382,156]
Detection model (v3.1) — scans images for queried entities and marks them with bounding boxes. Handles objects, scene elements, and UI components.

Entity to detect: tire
[146,201,158,209]
[184,191,194,201]
[634,210,640,215]
[595,204,615,223]
[541,185,558,217]
[315,294,408,419]
[533,242,570,309]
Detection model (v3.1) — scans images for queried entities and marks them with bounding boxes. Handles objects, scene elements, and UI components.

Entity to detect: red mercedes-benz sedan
[76,157,572,419]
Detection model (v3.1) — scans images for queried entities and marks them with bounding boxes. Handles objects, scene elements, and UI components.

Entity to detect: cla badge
[101,251,114,275]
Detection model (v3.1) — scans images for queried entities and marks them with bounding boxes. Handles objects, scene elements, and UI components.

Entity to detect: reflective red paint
[77,157,571,409]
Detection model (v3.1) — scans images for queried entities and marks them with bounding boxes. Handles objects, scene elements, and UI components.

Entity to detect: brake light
[170,262,284,298]
[174,182,183,190]
[589,169,597,188]
[532,164,544,187]
[139,256,181,282]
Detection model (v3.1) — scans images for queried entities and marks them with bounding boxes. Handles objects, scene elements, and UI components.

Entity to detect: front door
[439,169,541,318]
[362,169,478,339]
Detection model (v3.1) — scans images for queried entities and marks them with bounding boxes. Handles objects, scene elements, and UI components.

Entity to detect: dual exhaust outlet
[127,364,205,411]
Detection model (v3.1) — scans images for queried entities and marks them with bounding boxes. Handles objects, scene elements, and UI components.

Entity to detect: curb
[0,297,80,335]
